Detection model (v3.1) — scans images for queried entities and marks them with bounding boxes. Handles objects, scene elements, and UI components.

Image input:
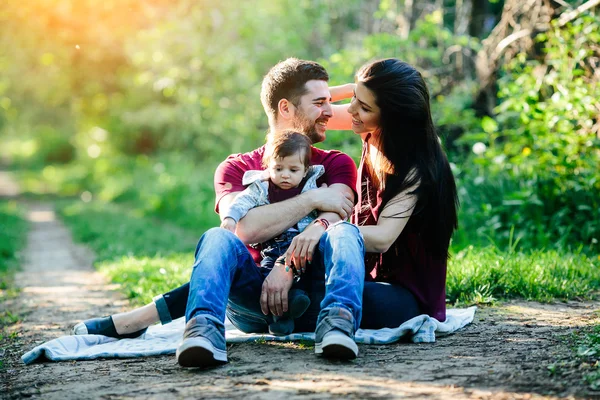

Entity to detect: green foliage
[321,15,482,150]
[0,200,28,291]
[58,200,199,262]
[454,15,600,253]
[20,153,220,231]
[447,245,600,305]
[0,0,170,166]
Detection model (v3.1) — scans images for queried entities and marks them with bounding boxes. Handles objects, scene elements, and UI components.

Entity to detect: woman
[75,58,458,347]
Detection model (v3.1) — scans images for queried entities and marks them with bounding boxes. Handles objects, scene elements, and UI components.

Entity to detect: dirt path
[2,199,600,399]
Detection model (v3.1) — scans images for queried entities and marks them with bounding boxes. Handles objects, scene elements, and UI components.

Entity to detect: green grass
[447,245,600,305]
[0,310,20,327]
[57,200,201,304]
[0,200,27,372]
[563,322,600,391]
[0,200,28,292]
[580,327,600,391]
[98,255,194,306]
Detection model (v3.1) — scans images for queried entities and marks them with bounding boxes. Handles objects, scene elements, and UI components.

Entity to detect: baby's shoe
[268,289,311,335]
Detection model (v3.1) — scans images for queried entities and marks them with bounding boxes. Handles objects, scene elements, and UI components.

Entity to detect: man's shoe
[72,316,147,339]
[176,316,227,368]
[314,307,358,359]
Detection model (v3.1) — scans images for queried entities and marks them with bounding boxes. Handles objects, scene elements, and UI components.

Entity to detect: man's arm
[232,183,354,245]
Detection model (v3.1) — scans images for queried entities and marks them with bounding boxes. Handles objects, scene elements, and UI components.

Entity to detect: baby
[221,130,324,335]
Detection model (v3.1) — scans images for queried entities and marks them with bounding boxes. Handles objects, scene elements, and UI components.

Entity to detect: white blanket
[22,307,476,364]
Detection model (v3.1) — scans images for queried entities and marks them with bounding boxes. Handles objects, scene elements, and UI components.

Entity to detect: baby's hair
[262,130,312,169]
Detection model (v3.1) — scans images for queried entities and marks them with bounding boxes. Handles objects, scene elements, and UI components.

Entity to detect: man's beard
[293,113,321,144]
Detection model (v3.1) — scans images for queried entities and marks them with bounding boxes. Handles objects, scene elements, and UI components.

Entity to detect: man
[176,58,366,368]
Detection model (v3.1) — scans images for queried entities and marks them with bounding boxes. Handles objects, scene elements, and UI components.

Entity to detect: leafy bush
[39,153,219,232]
[107,0,344,160]
[1,124,75,169]
[454,16,600,253]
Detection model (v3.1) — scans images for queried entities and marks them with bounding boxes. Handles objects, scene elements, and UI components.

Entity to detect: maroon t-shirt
[214,145,357,263]
[352,143,447,321]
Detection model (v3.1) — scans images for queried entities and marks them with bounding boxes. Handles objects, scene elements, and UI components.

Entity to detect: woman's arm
[327,84,355,131]
[358,187,419,253]
[328,104,353,131]
[330,83,355,102]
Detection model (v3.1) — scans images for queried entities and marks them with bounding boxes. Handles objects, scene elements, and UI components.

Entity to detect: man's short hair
[260,58,329,126]
[262,130,312,169]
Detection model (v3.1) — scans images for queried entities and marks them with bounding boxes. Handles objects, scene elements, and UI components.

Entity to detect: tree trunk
[473,0,554,116]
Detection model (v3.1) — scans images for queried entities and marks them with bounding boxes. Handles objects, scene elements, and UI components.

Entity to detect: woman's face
[347,82,381,140]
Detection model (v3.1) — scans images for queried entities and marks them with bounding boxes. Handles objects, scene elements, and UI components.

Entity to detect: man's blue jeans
[185,223,365,333]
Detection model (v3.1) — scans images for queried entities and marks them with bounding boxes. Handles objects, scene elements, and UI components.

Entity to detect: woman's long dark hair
[358,59,459,259]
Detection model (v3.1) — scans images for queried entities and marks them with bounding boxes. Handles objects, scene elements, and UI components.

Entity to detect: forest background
[0,0,599,307]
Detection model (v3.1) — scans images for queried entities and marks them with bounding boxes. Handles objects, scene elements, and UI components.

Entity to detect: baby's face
[268,153,307,190]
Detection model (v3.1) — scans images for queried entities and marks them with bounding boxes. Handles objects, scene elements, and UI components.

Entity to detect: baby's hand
[220,217,237,233]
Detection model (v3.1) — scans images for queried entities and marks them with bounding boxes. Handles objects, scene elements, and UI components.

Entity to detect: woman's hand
[260,264,294,317]
[284,222,326,273]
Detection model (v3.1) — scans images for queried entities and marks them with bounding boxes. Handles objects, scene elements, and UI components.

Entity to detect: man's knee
[195,227,244,256]
[203,227,237,240]
[321,222,363,244]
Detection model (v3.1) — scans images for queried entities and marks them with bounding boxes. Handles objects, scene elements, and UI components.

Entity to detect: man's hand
[220,217,237,233]
[284,222,326,273]
[260,264,294,317]
[310,186,354,220]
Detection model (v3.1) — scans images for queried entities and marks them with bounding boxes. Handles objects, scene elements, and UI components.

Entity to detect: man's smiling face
[291,80,332,144]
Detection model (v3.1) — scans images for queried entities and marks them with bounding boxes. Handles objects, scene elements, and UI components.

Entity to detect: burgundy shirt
[352,142,447,321]
[214,145,357,263]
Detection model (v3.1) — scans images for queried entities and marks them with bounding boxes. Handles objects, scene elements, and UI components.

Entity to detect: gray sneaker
[176,316,227,368]
[314,307,358,359]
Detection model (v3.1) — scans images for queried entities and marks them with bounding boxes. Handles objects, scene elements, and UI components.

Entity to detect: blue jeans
[184,223,365,333]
